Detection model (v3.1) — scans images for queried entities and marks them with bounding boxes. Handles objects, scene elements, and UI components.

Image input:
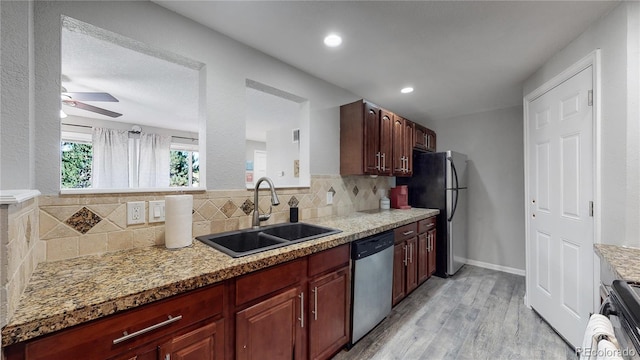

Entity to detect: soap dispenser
[380,190,390,210]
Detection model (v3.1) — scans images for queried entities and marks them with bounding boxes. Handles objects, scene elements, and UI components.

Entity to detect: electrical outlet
[127,201,146,225]
[326,191,333,205]
[149,200,165,223]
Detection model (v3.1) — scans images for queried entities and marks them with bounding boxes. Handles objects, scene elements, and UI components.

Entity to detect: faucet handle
[258,205,273,222]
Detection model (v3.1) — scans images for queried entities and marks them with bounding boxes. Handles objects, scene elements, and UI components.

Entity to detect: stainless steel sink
[196,222,341,257]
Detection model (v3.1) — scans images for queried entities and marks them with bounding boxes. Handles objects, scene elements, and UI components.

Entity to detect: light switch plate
[149,200,165,223]
[127,201,146,225]
[326,191,333,205]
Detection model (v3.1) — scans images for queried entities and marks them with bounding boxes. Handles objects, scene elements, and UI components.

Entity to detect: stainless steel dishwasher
[349,230,394,346]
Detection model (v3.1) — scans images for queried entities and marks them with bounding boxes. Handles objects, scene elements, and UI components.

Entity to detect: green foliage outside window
[170,150,199,187]
[61,141,92,189]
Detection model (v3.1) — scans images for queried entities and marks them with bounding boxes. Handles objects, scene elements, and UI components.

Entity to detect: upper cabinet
[341,99,435,177]
[392,116,413,177]
[414,124,437,152]
[341,100,392,176]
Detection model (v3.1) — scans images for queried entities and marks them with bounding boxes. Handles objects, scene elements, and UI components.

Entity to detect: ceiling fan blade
[63,100,122,118]
[62,92,119,102]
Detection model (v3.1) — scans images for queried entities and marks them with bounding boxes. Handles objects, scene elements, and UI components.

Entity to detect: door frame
[523,49,602,313]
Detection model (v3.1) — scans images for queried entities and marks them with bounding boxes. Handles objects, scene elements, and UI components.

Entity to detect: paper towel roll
[165,195,193,249]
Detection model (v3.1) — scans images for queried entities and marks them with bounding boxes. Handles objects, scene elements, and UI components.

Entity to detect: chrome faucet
[252,177,280,228]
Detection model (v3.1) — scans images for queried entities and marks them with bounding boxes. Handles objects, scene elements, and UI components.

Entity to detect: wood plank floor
[333,265,576,360]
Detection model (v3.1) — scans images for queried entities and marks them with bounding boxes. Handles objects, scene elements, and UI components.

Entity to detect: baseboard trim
[465,259,526,276]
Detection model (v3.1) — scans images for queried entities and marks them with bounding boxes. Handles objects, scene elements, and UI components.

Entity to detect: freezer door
[447,188,468,275]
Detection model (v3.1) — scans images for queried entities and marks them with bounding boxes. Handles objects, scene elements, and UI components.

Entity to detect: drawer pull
[113,315,183,345]
[402,230,414,236]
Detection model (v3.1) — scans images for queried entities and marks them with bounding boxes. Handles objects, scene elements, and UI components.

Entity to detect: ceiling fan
[61,86,122,118]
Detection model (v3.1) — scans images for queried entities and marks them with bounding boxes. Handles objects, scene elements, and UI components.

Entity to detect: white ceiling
[154,0,618,122]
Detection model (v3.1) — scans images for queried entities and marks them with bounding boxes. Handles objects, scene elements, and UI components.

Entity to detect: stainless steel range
[599,280,640,359]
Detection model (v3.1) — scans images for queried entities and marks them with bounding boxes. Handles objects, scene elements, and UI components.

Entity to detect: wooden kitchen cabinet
[392,222,418,306]
[158,319,225,360]
[308,267,350,360]
[417,216,437,284]
[233,245,351,360]
[340,100,392,176]
[392,116,414,177]
[413,124,437,153]
[236,286,304,360]
[6,284,225,360]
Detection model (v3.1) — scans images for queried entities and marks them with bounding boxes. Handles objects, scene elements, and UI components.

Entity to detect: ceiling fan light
[59,109,68,118]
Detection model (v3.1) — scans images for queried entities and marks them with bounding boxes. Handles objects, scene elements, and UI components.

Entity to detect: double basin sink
[196,222,342,257]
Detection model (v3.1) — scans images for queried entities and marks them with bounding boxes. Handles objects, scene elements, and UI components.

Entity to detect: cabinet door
[308,267,350,360]
[417,233,429,285]
[428,229,437,276]
[379,110,393,176]
[426,129,437,152]
[392,115,405,176]
[363,102,381,174]
[403,119,414,176]
[392,242,406,306]
[236,286,304,360]
[406,237,418,294]
[158,320,225,360]
[414,124,427,150]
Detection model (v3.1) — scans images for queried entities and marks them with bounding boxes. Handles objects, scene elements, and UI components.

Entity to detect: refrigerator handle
[447,156,460,222]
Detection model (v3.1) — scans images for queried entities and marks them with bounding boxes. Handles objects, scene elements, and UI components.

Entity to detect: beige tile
[107,231,133,252]
[46,236,79,262]
[196,201,217,220]
[87,219,120,234]
[38,196,79,206]
[87,204,120,218]
[107,204,127,229]
[40,223,79,240]
[78,233,108,256]
[133,228,156,248]
[154,226,165,246]
[192,221,211,237]
[40,205,82,222]
[224,218,239,231]
[211,220,226,234]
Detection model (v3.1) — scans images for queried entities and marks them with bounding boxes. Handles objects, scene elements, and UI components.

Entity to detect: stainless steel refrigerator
[396,150,468,277]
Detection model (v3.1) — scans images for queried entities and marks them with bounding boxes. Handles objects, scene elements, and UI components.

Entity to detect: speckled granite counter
[1,208,438,347]
[594,244,640,283]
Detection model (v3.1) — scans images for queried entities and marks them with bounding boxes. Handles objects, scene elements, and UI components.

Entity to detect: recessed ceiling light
[324,34,342,47]
[401,87,414,94]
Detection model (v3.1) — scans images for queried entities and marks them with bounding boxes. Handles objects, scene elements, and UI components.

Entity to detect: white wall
[9,0,358,195]
[0,0,35,190]
[523,2,640,247]
[430,106,526,271]
[266,126,300,187]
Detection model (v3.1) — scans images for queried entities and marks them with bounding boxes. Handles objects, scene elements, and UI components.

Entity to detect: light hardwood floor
[333,265,576,360]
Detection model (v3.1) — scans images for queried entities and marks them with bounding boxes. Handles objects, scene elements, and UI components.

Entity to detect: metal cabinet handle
[312,287,318,320]
[403,230,414,236]
[113,315,182,345]
[403,245,408,266]
[381,153,386,170]
[427,234,431,252]
[298,292,304,328]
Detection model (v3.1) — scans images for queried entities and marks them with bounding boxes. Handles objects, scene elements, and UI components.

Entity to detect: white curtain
[138,132,171,188]
[92,128,129,188]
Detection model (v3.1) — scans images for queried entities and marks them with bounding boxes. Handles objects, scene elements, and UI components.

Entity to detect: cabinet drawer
[308,244,350,277]
[394,222,417,243]
[235,258,306,306]
[24,284,224,360]
[418,217,436,233]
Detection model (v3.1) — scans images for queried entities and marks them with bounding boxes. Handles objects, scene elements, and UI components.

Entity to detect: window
[61,131,200,189]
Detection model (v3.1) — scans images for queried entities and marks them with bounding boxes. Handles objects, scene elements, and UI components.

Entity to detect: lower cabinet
[233,244,351,360]
[417,216,437,285]
[4,284,225,360]
[236,286,304,360]
[392,223,418,306]
[308,267,350,360]
[158,319,225,360]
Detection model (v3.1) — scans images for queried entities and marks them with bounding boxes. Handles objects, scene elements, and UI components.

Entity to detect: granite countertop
[594,243,640,283]
[1,208,438,347]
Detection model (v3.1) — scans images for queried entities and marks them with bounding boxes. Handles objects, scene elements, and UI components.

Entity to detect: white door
[527,66,594,348]
[253,150,267,184]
